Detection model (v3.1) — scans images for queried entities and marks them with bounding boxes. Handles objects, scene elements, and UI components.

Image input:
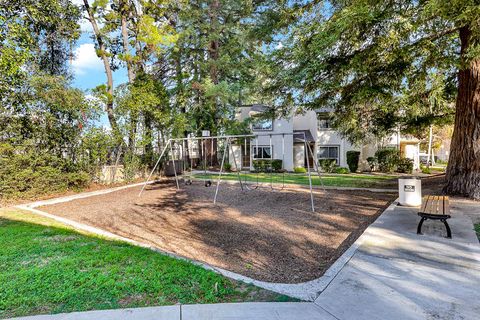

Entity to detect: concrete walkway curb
[9,303,337,320]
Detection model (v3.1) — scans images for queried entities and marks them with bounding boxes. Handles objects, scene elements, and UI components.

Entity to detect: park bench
[417,195,451,238]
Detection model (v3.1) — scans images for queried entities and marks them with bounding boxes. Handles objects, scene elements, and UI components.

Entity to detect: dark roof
[293,130,315,143]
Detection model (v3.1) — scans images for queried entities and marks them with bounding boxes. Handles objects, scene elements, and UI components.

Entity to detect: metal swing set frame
[139,132,325,212]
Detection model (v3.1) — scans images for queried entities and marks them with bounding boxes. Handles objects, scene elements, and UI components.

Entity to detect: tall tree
[274,0,480,199]
[83,0,122,145]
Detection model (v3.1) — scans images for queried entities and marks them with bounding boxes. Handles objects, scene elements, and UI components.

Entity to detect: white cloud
[78,18,93,33]
[72,43,104,75]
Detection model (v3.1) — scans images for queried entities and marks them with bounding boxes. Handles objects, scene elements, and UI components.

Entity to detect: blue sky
[71,32,128,91]
[69,2,128,128]
[69,1,128,92]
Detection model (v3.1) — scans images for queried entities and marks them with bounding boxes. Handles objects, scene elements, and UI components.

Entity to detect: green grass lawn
[0,209,293,318]
[192,172,397,189]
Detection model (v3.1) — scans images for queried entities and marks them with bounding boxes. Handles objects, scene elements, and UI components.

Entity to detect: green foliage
[375,149,400,173]
[367,157,378,171]
[0,144,90,201]
[420,164,431,174]
[224,163,232,172]
[346,151,361,173]
[253,160,272,173]
[294,167,307,173]
[0,210,286,318]
[270,0,476,144]
[77,128,116,175]
[335,167,350,174]
[319,159,337,173]
[397,158,414,174]
[271,159,283,172]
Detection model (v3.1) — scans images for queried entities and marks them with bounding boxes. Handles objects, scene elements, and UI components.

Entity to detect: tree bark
[444,26,480,199]
[83,0,122,145]
[119,0,137,153]
[120,0,135,83]
[207,0,220,165]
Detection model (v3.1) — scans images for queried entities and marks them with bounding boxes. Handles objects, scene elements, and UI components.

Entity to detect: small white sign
[202,130,210,137]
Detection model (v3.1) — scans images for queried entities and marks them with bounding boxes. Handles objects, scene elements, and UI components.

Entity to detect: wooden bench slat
[420,195,450,215]
[421,196,429,212]
[430,195,435,213]
[444,196,450,215]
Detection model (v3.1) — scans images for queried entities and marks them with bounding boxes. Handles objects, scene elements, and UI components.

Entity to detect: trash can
[398,176,422,206]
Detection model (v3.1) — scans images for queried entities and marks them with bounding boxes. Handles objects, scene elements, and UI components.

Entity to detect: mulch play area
[39,181,396,283]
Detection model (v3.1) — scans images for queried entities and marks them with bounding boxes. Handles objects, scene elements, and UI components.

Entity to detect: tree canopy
[268,0,480,198]
[1,0,480,199]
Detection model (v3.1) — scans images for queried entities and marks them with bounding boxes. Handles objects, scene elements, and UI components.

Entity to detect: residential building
[230,104,421,172]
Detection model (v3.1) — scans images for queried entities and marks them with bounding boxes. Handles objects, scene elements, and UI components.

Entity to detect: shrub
[294,167,307,173]
[252,159,272,172]
[252,160,262,172]
[224,163,232,172]
[0,144,90,201]
[271,159,283,172]
[420,164,431,174]
[65,172,91,190]
[319,159,337,173]
[375,148,399,172]
[335,167,350,174]
[346,151,360,173]
[397,158,414,174]
[366,156,377,171]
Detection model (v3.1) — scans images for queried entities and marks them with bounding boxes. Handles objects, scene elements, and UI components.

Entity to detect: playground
[38,180,395,283]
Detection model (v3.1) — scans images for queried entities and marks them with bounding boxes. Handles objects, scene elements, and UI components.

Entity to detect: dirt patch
[39,180,395,283]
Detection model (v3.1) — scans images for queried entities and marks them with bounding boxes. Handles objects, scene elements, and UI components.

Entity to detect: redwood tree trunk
[444,26,480,199]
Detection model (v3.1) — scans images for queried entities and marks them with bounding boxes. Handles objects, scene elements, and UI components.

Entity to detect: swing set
[139,133,325,212]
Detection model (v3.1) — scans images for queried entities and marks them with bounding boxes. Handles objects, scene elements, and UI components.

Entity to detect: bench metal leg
[441,219,452,238]
[417,217,426,235]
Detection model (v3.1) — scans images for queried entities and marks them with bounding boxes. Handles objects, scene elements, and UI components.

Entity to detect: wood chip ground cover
[39,181,396,283]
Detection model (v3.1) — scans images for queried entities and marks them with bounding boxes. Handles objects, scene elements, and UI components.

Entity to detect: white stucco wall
[293,110,318,141]
[229,145,242,170]
[230,109,295,171]
[317,130,358,168]
[293,144,305,168]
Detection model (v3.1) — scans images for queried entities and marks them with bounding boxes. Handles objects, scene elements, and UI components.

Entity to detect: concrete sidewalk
[10,198,480,320]
[314,199,480,320]
[11,303,336,320]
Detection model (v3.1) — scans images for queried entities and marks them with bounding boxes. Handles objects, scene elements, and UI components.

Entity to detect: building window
[317,114,333,129]
[252,119,273,131]
[253,146,272,159]
[318,146,339,164]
